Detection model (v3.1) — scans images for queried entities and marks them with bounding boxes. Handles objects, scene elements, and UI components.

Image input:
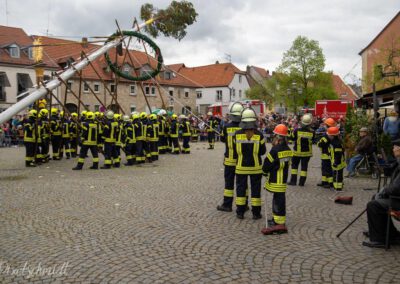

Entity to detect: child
[327,127,346,191]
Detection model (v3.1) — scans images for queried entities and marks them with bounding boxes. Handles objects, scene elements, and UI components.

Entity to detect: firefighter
[123,114,136,166]
[148,114,159,161]
[50,108,62,160]
[60,111,71,159]
[207,112,218,149]
[95,111,104,154]
[233,108,266,219]
[23,109,38,167]
[140,112,152,162]
[133,113,145,164]
[70,112,79,158]
[179,114,191,154]
[158,110,167,154]
[38,109,50,163]
[217,102,244,212]
[101,110,117,169]
[72,112,99,170]
[316,118,336,188]
[327,127,346,191]
[288,113,314,186]
[170,114,180,154]
[261,124,293,235]
[114,113,122,168]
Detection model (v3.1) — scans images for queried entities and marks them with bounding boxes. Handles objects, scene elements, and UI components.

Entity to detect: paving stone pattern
[0,143,399,283]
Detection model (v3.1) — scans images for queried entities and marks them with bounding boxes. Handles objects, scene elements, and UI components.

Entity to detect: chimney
[215,61,219,64]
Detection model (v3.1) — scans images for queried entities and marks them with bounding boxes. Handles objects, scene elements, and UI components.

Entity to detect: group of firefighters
[216,102,346,235]
[22,105,218,169]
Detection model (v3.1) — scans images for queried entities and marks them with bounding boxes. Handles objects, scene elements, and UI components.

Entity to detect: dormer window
[9,44,20,58]
[28,47,33,60]
[164,71,171,80]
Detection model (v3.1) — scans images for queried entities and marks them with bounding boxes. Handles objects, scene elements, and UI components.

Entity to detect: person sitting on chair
[363,139,400,248]
[346,127,374,177]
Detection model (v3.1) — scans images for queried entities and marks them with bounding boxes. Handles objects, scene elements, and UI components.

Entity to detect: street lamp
[287,82,303,115]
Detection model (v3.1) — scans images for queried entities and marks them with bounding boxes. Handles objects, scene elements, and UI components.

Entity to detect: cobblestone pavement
[0,142,399,283]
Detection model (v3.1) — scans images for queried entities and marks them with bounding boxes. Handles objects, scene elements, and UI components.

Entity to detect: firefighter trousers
[24,142,36,165]
[290,156,311,186]
[332,169,344,191]
[182,136,190,153]
[77,145,99,167]
[236,174,261,215]
[149,141,159,161]
[158,135,166,154]
[61,137,71,158]
[103,142,114,166]
[271,191,286,225]
[51,135,61,159]
[207,132,215,149]
[171,137,180,154]
[125,143,136,164]
[135,140,145,163]
[114,145,121,166]
[321,159,333,186]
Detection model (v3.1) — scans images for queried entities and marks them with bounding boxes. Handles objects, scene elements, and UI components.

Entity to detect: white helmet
[207,111,213,116]
[159,109,167,116]
[122,115,130,122]
[301,113,313,126]
[179,114,186,120]
[240,108,258,130]
[106,110,114,119]
[229,102,244,122]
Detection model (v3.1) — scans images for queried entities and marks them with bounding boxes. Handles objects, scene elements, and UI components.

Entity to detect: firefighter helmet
[207,111,212,116]
[114,113,121,120]
[159,109,167,116]
[39,109,48,118]
[86,112,95,120]
[301,113,313,126]
[38,99,47,109]
[171,114,178,120]
[60,111,64,117]
[51,108,59,115]
[140,112,147,119]
[122,115,130,122]
[229,102,244,122]
[132,113,140,120]
[71,112,78,118]
[94,111,100,117]
[240,108,257,129]
[81,110,87,117]
[179,114,186,120]
[273,124,288,137]
[28,109,37,118]
[148,114,156,120]
[327,126,340,136]
[105,110,114,119]
[324,117,336,127]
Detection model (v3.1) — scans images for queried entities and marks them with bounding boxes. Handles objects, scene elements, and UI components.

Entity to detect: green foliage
[245,84,272,106]
[377,133,393,158]
[140,1,198,41]
[344,105,371,145]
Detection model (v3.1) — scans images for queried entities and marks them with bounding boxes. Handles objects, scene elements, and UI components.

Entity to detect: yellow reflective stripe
[273,215,286,225]
[322,176,327,182]
[267,153,274,163]
[333,182,343,189]
[335,148,343,152]
[278,151,293,158]
[321,154,329,159]
[291,169,298,175]
[235,167,263,175]
[328,177,333,183]
[93,157,99,162]
[235,197,247,206]
[224,189,234,197]
[251,198,261,206]
[300,171,307,177]
[78,158,85,163]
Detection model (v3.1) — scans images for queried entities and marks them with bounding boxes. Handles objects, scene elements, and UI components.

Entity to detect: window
[145,86,150,95]
[130,105,136,113]
[67,81,72,92]
[196,91,202,99]
[239,90,242,98]
[83,82,89,93]
[169,97,174,106]
[232,88,236,98]
[130,85,136,96]
[85,105,90,111]
[239,75,242,83]
[151,86,156,95]
[216,90,222,101]
[17,73,33,97]
[169,90,174,97]
[185,91,189,98]
[94,105,100,112]
[164,72,171,80]
[28,47,33,60]
[9,44,20,58]
[122,64,131,74]
[110,84,115,94]
[94,83,100,93]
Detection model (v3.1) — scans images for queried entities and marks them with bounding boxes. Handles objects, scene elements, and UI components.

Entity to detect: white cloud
[1,0,399,82]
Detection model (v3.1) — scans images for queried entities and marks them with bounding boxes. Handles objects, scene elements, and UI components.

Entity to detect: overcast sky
[1,0,399,84]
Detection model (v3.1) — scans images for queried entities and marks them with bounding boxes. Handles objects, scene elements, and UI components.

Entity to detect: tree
[277,35,327,107]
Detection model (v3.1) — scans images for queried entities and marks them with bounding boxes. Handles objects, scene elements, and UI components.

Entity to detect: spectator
[346,127,374,177]
[383,111,400,141]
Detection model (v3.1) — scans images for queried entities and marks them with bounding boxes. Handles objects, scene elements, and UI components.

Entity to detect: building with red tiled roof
[0,25,58,111]
[168,62,250,114]
[332,74,358,101]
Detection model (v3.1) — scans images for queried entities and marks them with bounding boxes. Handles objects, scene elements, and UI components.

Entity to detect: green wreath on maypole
[104,31,163,82]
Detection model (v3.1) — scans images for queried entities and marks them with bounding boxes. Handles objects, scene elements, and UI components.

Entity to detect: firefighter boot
[114,162,120,168]
[298,176,306,187]
[252,207,262,220]
[261,224,288,235]
[25,161,36,167]
[72,163,83,170]
[89,162,98,170]
[217,204,232,212]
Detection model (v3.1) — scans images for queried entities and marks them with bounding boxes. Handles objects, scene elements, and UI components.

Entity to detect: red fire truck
[207,100,266,116]
[314,100,354,120]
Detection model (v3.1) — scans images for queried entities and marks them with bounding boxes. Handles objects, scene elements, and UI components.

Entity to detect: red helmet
[273,124,288,137]
[324,118,337,127]
[327,126,340,136]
